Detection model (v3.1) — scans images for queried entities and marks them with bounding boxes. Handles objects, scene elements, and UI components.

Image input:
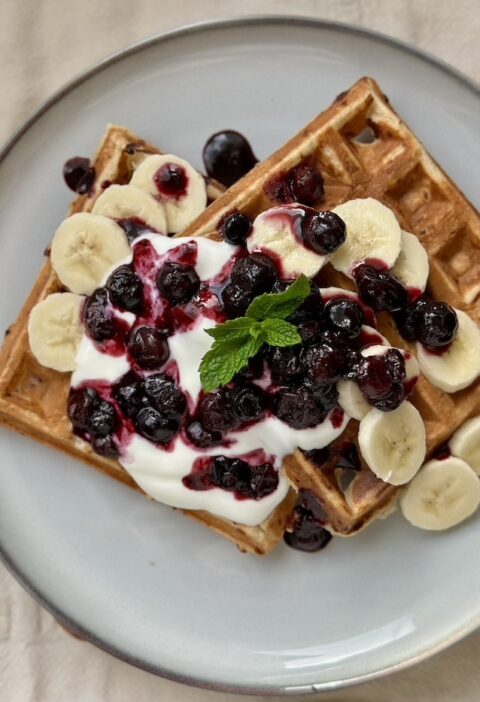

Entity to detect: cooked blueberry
[106,265,143,312]
[289,164,324,205]
[284,491,332,553]
[271,280,291,295]
[297,319,323,343]
[297,280,324,317]
[233,352,264,381]
[413,300,458,347]
[153,163,187,198]
[135,406,179,444]
[117,217,153,244]
[232,384,265,422]
[325,298,364,338]
[186,421,223,448]
[128,326,169,369]
[83,288,115,341]
[114,375,145,418]
[301,211,346,254]
[231,253,277,294]
[63,157,95,194]
[199,390,237,431]
[202,130,258,187]
[273,386,326,429]
[91,434,119,459]
[156,262,200,305]
[87,399,117,437]
[372,382,405,411]
[67,387,98,431]
[302,378,339,411]
[354,264,407,312]
[269,346,303,384]
[249,463,279,498]
[219,212,252,246]
[302,343,346,383]
[211,456,251,492]
[141,374,186,418]
[221,282,253,318]
[356,351,406,402]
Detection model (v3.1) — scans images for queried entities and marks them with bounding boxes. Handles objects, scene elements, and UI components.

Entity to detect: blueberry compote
[202,130,258,186]
[284,491,332,552]
[264,163,325,207]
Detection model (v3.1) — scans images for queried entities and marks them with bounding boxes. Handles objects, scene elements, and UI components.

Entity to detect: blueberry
[67,387,98,432]
[302,343,347,383]
[356,351,406,402]
[135,406,179,444]
[248,463,279,499]
[106,265,143,312]
[284,491,332,552]
[153,163,187,197]
[156,262,200,305]
[301,211,346,254]
[117,217,153,244]
[128,327,169,369]
[302,378,339,411]
[87,399,117,437]
[83,288,115,341]
[199,390,237,431]
[211,456,251,492]
[325,298,364,338]
[202,130,258,187]
[273,386,326,429]
[63,157,95,194]
[186,421,223,448]
[141,374,186,418]
[114,374,146,418]
[219,212,252,246]
[231,253,277,294]
[353,264,407,312]
[413,300,458,347]
[269,346,303,384]
[289,165,324,205]
[221,282,253,318]
[233,353,264,381]
[91,434,119,459]
[297,319,323,343]
[231,384,265,423]
[372,383,405,411]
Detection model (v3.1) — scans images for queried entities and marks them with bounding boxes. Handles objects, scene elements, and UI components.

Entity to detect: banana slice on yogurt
[92,184,167,234]
[28,292,84,372]
[131,154,207,233]
[401,457,480,530]
[51,213,131,295]
[330,198,402,277]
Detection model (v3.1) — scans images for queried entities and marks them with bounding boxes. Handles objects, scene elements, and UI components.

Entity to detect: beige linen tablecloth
[1,1,479,700]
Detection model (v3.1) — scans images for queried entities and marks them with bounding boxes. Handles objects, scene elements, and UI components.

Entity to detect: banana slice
[28,292,84,372]
[337,379,370,420]
[130,154,207,234]
[390,230,429,294]
[449,417,480,475]
[416,309,480,393]
[51,213,131,295]
[247,205,327,278]
[401,457,480,530]
[358,401,426,485]
[330,198,402,277]
[92,184,167,234]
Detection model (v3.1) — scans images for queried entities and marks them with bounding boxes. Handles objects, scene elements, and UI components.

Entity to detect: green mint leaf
[246,274,311,321]
[205,317,254,343]
[260,318,302,347]
[200,336,263,392]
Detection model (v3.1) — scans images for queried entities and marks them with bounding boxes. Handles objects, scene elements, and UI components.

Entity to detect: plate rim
[0,15,479,695]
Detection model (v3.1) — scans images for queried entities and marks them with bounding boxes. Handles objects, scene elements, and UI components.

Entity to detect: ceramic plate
[0,17,479,694]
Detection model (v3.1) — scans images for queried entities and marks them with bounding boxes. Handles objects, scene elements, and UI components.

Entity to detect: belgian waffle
[181,76,480,535]
[0,124,296,555]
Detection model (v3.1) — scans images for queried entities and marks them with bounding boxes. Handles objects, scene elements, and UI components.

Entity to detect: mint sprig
[199,274,311,392]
